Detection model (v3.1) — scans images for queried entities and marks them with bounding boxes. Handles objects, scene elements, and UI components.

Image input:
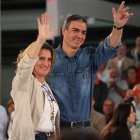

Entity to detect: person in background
[125,84,140,140]
[129,36,140,67]
[101,102,136,140]
[9,13,60,140]
[0,105,8,140]
[47,1,134,129]
[96,63,109,83]
[102,99,115,124]
[132,85,140,120]
[107,43,134,79]
[93,75,108,113]
[90,97,106,133]
[6,99,14,115]
[6,99,15,138]
[106,67,128,107]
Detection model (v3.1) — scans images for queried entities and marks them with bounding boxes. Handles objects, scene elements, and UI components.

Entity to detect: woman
[9,13,59,140]
[101,102,136,140]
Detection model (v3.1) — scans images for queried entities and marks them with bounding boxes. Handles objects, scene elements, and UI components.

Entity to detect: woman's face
[33,49,52,79]
[127,106,136,124]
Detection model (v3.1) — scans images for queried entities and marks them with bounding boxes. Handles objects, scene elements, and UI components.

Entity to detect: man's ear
[62,26,66,36]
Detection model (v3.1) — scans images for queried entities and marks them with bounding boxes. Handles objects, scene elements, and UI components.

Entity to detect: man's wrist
[113,24,123,30]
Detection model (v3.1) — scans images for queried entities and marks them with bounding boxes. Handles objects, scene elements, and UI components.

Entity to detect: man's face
[103,100,114,115]
[62,20,87,50]
[33,49,52,78]
[109,68,119,82]
[118,45,127,56]
[127,68,136,80]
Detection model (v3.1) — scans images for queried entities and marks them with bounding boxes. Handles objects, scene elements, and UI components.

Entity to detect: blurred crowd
[0,99,14,140]
[0,36,140,140]
[91,36,140,140]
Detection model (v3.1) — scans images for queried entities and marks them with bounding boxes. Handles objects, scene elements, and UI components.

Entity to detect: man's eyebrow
[72,27,85,30]
[72,28,87,32]
[72,27,79,29]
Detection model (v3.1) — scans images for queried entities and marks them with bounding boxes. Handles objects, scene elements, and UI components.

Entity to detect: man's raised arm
[109,1,134,48]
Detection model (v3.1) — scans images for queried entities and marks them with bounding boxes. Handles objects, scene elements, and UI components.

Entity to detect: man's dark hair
[63,14,87,29]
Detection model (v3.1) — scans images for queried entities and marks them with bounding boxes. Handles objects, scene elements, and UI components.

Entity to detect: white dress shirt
[36,82,58,133]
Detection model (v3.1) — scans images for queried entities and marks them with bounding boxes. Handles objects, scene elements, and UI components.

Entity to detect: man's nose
[77,32,83,38]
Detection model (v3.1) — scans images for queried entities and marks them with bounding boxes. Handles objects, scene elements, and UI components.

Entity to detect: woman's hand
[37,12,57,43]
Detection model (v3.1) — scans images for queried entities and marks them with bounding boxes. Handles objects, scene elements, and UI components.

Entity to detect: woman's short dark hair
[63,14,87,29]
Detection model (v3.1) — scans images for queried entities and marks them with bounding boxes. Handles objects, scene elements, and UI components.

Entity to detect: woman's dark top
[103,127,131,140]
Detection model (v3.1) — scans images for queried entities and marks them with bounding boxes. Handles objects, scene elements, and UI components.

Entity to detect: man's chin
[71,45,80,50]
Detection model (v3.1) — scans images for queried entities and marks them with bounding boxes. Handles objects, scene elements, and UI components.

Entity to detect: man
[132,84,140,124]
[102,99,115,124]
[47,1,133,128]
[107,43,134,79]
[106,67,128,107]
[93,73,108,113]
[90,98,106,133]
